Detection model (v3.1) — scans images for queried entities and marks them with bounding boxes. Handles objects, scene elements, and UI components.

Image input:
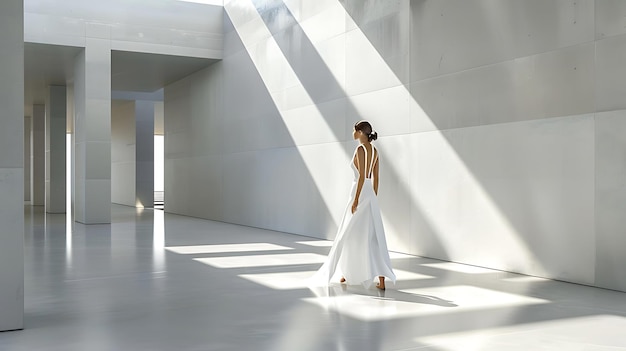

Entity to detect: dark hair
[354,120,378,142]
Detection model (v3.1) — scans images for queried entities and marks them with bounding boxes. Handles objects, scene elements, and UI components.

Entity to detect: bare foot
[340,277,346,283]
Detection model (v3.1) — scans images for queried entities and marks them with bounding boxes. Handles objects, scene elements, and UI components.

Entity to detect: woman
[312,121,396,290]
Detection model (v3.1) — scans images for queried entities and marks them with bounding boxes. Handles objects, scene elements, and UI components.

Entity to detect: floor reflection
[153,209,165,271]
[10,204,626,351]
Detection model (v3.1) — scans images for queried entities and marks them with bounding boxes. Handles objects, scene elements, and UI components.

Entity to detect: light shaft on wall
[224,0,345,226]
[224,0,541,274]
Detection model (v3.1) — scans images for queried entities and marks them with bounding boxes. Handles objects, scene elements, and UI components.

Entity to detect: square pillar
[24,116,31,201]
[31,104,45,206]
[111,100,135,207]
[67,83,75,215]
[74,36,111,224]
[136,100,154,208]
[0,0,24,332]
[45,85,67,213]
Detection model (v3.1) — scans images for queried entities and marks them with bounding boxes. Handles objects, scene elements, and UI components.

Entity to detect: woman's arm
[373,153,379,195]
[352,146,366,214]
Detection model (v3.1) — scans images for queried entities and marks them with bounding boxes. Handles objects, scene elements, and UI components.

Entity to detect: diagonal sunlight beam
[166,243,293,254]
[194,252,327,268]
[225,0,433,248]
[224,0,347,227]
[241,0,447,256]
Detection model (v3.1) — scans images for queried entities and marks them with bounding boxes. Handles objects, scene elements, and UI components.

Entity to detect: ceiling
[24,42,218,116]
[111,50,218,93]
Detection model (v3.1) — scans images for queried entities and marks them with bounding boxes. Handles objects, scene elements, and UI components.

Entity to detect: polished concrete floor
[1,205,626,350]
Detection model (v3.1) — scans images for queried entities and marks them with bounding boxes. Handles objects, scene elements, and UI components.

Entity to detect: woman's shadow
[310,283,458,308]
[354,285,458,308]
[371,289,458,308]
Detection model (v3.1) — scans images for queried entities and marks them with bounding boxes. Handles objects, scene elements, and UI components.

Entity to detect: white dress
[312,144,396,288]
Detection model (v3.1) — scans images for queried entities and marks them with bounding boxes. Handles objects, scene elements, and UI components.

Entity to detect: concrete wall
[164,0,626,292]
[24,0,223,58]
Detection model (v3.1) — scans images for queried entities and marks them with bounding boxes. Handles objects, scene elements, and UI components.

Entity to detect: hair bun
[369,131,378,141]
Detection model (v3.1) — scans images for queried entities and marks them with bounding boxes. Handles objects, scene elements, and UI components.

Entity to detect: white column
[67,83,75,215]
[74,31,111,224]
[111,100,136,207]
[24,116,31,202]
[0,0,24,332]
[136,100,154,208]
[45,85,67,213]
[31,104,45,206]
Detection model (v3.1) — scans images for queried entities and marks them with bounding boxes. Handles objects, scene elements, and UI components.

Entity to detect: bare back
[353,144,378,179]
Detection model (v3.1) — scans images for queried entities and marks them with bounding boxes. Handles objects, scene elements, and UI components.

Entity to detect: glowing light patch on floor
[165,243,293,255]
[239,269,434,290]
[239,271,315,290]
[422,262,497,274]
[304,285,548,322]
[389,252,415,260]
[416,315,626,351]
[194,253,327,268]
[502,275,549,283]
[153,210,165,271]
[296,240,333,247]
[176,0,223,5]
[394,269,434,281]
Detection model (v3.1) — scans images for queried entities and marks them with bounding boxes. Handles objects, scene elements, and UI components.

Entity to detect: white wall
[24,0,223,59]
[165,0,626,292]
[111,100,136,207]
